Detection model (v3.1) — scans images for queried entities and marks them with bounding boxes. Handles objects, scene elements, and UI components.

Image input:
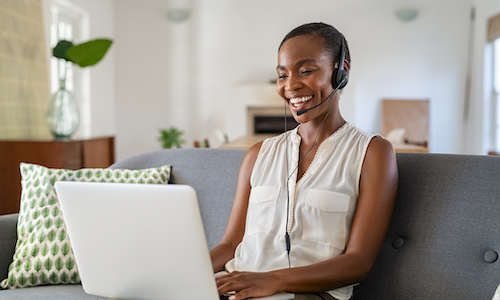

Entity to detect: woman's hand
[216,271,283,300]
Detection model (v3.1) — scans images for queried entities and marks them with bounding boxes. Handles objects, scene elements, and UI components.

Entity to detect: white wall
[114,0,477,160]
[197,0,473,155]
[114,0,198,160]
[43,0,500,160]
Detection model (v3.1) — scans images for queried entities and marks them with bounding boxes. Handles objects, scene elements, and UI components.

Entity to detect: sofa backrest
[112,149,500,299]
[110,148,247,250]
[354,153,500,300]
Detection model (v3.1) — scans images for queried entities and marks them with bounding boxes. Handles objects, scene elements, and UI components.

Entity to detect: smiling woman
[210,22,398,300]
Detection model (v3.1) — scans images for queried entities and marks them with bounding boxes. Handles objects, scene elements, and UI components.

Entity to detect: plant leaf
[71,271,79,282]
[24,259,32,272]
[51,243,59,256]
[53,40,74,61]
[55,257,64,271]
[49,272,58,283]
[60,271,69,282]
[158,127,185,149]
[41,244,49,257]
[40,272,48,284]
[66,39,113,67]
[31,244,40,257]
[35,259,43,272]
[65,257,75,270]
[61,242,70,256]
[29,273,37,285]
[44,258,53,271]
[19,273,27,286]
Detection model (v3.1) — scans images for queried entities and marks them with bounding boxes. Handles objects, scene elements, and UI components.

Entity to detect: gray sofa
[0,148,499,299]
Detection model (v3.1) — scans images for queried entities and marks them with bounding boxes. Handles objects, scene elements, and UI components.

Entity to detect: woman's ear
[343,60,351,74]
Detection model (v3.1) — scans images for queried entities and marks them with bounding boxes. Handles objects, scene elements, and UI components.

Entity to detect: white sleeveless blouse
[225,122,378,300]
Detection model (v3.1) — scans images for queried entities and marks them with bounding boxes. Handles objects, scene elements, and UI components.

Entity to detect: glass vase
[46,79,80,140]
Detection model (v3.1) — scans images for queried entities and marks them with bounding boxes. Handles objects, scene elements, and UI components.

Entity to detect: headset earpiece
[332,40,348,89]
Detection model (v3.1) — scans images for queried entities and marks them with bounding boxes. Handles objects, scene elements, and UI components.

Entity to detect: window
[49,0,90,136]
[487,13,500,153]
[492,38,500,151]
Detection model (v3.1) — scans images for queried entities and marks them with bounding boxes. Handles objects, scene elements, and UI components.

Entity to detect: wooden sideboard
[0,136,115,215]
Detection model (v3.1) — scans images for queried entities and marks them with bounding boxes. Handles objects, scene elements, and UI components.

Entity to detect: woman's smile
[289,95,314,110]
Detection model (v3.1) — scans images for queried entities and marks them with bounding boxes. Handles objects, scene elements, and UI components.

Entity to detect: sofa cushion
[0,284,106,299]
[0,163,171,289]
[109,148,248,250]
[353,153,500,300]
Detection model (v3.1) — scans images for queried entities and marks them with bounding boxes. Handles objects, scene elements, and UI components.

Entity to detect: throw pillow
[0,163,171,289]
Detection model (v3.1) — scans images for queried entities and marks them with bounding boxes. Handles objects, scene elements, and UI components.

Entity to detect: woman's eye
[278,74,287,80]
[301,70,313,75]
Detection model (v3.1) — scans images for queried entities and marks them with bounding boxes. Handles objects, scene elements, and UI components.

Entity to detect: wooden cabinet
[0,136,115,215]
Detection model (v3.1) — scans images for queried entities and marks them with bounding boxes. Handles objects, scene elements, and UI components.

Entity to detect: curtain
[0,0,51,139]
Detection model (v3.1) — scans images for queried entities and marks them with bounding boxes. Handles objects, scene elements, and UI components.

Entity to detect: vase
[46,79,80,140]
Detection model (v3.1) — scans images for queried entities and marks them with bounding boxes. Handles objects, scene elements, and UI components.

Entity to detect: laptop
[55,182,294,300]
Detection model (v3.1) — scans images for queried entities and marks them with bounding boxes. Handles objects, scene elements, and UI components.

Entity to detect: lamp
[395,8,419,22]
[167,9,190,23]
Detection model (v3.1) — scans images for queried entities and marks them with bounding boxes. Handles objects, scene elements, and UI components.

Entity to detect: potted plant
[158,127,186,149]
[46,38,112,140]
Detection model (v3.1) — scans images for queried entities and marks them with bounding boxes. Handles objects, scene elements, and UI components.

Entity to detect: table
[0,136,115,215]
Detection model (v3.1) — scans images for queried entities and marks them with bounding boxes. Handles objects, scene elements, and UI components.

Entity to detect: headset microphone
[296,81,343,116]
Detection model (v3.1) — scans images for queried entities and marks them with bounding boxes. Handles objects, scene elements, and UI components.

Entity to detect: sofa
[0,148,499,299]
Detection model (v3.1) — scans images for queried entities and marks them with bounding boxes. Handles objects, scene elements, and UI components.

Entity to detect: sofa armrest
[0,213,18,283]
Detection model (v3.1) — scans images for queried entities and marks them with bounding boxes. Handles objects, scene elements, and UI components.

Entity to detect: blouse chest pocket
[245,186,280,236]
[300,189,351,250]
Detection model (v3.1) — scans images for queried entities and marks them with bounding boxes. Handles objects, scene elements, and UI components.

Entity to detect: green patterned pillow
[0,163,171,289]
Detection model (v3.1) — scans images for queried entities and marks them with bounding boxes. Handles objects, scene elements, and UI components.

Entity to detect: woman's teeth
[290,95,313,106]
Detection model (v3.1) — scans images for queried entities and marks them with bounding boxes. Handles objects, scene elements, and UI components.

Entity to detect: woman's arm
[216,137,398,299]
[210,142,262,272]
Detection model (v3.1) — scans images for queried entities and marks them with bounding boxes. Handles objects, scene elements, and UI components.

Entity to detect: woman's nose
[285,74,301,91]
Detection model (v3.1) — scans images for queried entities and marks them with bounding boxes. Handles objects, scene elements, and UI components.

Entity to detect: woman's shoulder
[364,136,396,172]
[368,136,394,155]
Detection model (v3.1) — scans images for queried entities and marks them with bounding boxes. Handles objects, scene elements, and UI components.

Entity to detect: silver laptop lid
[56,182,219,300]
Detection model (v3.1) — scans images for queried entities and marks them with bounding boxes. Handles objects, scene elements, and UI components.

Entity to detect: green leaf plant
[158,127,186,149]
[52,38,113,81]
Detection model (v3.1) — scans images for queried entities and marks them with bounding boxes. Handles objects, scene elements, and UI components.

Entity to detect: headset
[332,39,349,90]
[296,39,348,116]
[284,37,349,267]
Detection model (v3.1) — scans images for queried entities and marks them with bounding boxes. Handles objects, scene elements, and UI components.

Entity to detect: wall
[202,0,475,154]
[43,0,500,160]
[114,0,477,160]
[114,0,198,160]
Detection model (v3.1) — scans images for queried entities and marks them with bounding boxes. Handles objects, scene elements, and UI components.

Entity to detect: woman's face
[276,34,335,122]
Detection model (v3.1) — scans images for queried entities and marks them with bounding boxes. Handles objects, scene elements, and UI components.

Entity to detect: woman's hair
[278,22,351,68]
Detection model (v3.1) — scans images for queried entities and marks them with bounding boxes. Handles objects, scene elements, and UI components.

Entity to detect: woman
[210,22,398,300]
